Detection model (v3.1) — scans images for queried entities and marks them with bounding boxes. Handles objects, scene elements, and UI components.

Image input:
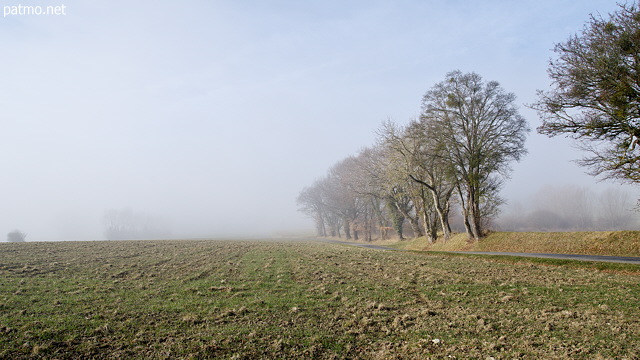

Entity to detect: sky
[0,0,636,241]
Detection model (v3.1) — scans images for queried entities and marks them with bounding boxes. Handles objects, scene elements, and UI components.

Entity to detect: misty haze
[2,1,638,242]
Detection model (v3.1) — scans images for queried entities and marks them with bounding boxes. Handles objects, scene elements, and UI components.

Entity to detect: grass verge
[385,231,640,257]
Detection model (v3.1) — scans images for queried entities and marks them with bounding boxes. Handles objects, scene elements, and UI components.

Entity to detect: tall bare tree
[421,71,529,239]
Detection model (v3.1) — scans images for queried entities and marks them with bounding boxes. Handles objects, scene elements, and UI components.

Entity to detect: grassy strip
[424,250,640,274]
[1,239,639,359]
[384,231,640,257]
[477,231,640,256]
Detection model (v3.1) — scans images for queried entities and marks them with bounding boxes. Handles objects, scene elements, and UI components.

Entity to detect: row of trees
[298,71,529,242]
[103,208,171,240]
[300,3,640,240]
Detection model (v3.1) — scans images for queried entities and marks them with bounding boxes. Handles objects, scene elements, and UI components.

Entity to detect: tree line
[103,208,171,240]
[298,71,529,242]
[299,3,640,241]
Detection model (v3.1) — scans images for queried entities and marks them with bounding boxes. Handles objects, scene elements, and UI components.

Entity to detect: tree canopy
[533,2,640,183]
[421,71,529,239]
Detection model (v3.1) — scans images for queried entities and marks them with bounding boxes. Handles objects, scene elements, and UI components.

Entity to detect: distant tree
[350,148,393,241]
[533,3,640,184]
[422,71,529,239]
[526,210,568,231]
[326,157,367,240]
[497,185,639,231]
[103,208,170,240]
[7,230,26,242]
[297,180,329,237]
[597,187,636,229]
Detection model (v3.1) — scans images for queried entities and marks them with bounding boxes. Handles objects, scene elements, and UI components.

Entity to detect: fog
[497,185,640,232]
[1,0,637,241]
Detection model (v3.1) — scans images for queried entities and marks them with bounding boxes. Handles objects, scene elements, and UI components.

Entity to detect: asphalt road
[318,239,640,264]
[450,251,640,264]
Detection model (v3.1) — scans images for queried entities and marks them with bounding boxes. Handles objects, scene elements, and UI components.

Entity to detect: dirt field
[1,239,639,359]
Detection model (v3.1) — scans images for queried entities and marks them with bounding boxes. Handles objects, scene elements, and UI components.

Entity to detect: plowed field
[1,240,638,359]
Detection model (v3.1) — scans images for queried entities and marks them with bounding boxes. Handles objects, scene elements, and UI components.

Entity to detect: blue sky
[0,0,634,240]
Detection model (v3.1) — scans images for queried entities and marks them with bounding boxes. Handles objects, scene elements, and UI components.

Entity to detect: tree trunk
[441,200,452,242]
[467,188,482,240]
[430,189,451,240]
[457,185,473,238]
[395,203,423,238]
[422,211,437,243]
[343,217,352,239]
[387,199,405,240]
[420,190,436,243]
[316,213,327,237]
[429,213,439,242]
[408,175,453,241]
[371,198,386,240]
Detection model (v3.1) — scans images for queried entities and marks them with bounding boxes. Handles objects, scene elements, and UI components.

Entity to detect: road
[450,251,640,264]
[318,239,640,264]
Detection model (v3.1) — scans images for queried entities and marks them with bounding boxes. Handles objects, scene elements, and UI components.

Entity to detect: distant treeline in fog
[103,208,172,240]
[497,185,639,232]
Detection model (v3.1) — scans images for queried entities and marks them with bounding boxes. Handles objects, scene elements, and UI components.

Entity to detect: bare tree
[533,3,640,184]
[421,71,529,240]
[385,120,456,241]
[361,148,400,240]
[349,148,388,241]
[318,158,366,240]
[297,181,329,237]
[531,184,593,230]
[375,134,425,238]
[597,187,635,229]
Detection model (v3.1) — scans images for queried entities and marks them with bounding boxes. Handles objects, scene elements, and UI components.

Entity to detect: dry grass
[386,231,640,257]
[478,231,640,256]
[1,239,639,359]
